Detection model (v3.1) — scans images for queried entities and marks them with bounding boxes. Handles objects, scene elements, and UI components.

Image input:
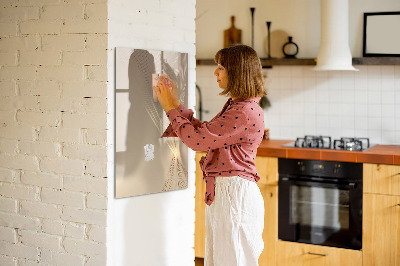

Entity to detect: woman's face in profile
[214,64,228,90]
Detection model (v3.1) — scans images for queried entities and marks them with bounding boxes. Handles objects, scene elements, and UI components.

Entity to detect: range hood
[314,0,358,71]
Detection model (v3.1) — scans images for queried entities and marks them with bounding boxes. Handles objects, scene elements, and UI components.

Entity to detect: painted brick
[85,65,107,81]
[0,196,17,213]
[63,50,107,65]
[0,183,39,201]
[0,66,36,81]
[0,168,15,183]
[20,201,61,219]
[19,51,61,66]
[0,110,16,125]
[40,249,85,266]
[63,238,106,257]
[0,212,41,231]
[16,111,61,127]
[37,66,83,82]
[42,35,85,51]
[0,226,17,243]
[18,259,42,266]
[18,80,61,97]
[61,81,107,98]
[21,171,62,189]
[63,144,107,161]
[0,126,34,141]
[0,138,18,154]
[40,158,84,176]
[38,96,107,114]
[86,193,107,210]
[38,127,80,144]
[86,255,106,266]
[64,222,85,239]
[20,21,61,35]
[85,34,107,50]
[83,129,107,145]
[85,3,107,20]
[41,188,85,208]
[0,36,40,52]
[2,0,62,6]
[62,113,107,129]
[61,207,106,226]
[0,154,39,172]
[87,225,105,243]
[0,7,39,22]
[19,140,58,157]
[62,19,107,34]
[5,96,40,112]
[0,241,39,260]
[41,219,64,236]
[19,230,61,251]
[0,51,17,65]
[0,81,15,96]
[64,175,107,195]
[41,4,84,20]
[84,160,107,177]
[0,255,16,266]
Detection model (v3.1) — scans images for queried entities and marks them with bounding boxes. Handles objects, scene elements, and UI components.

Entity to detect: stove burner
[333,137,370,151]
[295,135,332,149]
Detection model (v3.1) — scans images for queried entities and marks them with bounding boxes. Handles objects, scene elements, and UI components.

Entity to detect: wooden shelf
[196,57,400,67]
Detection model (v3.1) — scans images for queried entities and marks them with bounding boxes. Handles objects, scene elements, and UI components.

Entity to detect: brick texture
[0,1,108,264]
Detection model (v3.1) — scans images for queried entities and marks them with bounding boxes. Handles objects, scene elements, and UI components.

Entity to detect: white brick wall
[0,0,108,265]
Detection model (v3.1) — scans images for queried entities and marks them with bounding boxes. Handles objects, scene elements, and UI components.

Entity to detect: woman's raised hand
[153,75,176,113]
[160,75,180,109]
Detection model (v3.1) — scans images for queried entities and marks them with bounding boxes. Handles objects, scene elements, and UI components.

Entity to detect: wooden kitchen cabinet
[363,193,400,266]
[276,241,362,266]
[195,152,207,258]
[194,154,279,264]
[364,163,400,196]
[363,163,400,266]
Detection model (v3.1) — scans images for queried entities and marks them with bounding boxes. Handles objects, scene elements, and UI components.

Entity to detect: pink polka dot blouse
[162,97,265,205]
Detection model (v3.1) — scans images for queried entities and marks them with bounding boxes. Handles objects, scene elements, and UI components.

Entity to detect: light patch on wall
[115,47,189,198]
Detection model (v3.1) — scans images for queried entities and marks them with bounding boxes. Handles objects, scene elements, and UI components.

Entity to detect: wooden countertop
[257,139,400,165]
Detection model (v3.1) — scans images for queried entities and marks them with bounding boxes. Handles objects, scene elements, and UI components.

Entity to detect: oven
[278,158,363,250]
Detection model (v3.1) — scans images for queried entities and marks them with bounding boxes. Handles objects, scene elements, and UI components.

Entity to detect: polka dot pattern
[162,97,265,205]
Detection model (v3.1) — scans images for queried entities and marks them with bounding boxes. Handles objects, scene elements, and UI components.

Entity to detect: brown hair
[214,44,266,99]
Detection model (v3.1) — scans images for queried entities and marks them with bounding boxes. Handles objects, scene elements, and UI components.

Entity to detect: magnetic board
[115,47,189,198]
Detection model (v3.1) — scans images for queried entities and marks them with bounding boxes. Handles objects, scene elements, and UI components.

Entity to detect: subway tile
[382,90,395,104]
[382,105,395,118]
[367,91,381,104]
[355,116,368,130]
[382,117,396,131]
[367,104,382,117]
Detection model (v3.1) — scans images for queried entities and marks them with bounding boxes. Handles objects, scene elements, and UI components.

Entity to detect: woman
[154,44,266,266]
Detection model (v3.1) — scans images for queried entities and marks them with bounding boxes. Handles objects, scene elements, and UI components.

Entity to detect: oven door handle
[280,177,357,189]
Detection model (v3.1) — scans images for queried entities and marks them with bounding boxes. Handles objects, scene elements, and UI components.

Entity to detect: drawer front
[364,164,400,196]
[277,241,362,266]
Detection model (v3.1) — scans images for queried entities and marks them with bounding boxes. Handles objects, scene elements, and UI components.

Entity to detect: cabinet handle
[307,252,328,256]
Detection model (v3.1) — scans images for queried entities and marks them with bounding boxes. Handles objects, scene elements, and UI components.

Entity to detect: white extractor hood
[314,0,358,71]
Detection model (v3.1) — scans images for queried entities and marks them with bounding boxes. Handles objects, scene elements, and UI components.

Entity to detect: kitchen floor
[195,257,204,266]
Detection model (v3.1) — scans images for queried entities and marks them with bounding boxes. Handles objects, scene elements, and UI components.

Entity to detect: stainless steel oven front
[278,158,363,250]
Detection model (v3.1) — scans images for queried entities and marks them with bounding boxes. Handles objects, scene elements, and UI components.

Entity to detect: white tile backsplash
[196,65,400,144]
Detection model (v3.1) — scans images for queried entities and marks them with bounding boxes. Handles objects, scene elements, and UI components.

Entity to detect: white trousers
[205,176,264,266]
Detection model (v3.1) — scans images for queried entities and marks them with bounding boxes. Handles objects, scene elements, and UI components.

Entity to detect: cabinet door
[277,241,362,266]
[363,193,400,266]
[364,164,400,196]
[255,156,278,186]
[259,185,278,266]
[195,152,207,258]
